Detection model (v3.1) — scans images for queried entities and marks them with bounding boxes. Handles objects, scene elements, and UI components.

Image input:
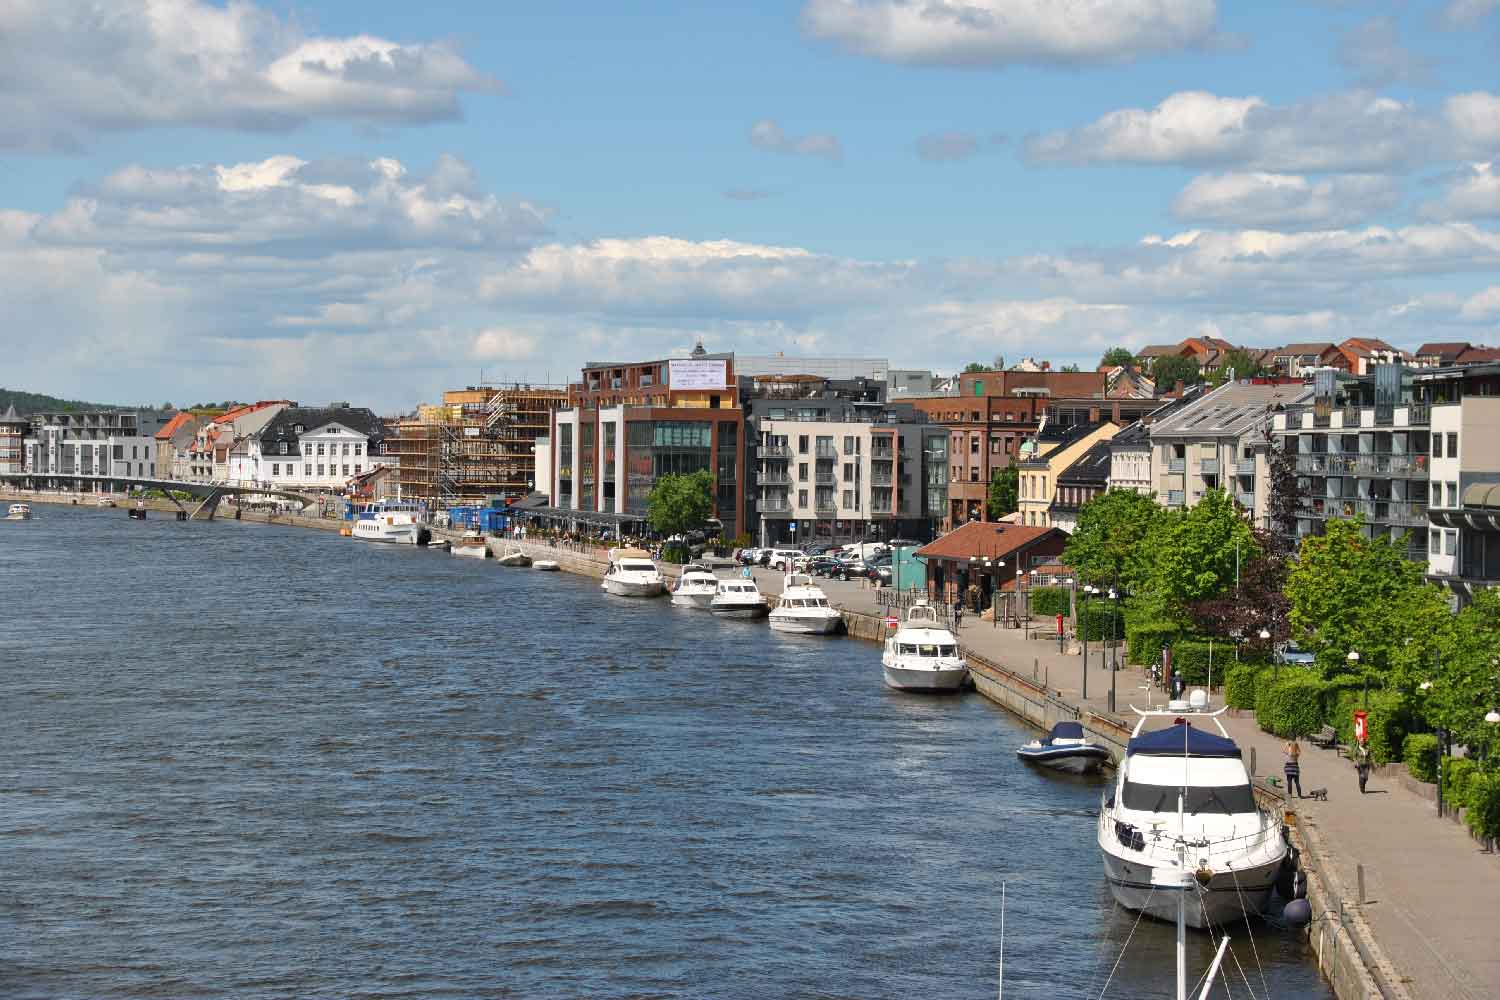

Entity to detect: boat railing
[1107,811,1285,864]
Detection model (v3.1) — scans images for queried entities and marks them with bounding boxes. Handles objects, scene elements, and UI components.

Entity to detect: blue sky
[4,0,1500,409]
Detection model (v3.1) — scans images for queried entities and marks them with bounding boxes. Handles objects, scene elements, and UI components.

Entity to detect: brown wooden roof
[915,521,1063,562]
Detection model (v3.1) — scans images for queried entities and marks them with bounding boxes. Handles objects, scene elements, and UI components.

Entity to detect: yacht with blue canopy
[1097,695,1290,929]
[1016,720,1111,773]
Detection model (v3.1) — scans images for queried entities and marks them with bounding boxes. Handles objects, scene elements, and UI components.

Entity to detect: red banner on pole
[1354,710,1369,745]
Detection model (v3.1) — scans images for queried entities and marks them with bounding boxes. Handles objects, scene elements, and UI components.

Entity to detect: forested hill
[0,388,126,415]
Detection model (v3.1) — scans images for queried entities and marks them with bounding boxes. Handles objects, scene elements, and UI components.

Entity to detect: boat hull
[533,560,560,571]
[768,612,842,634]
[671,591,716,609]
[882,664,968,693]
[602,579,664,597]
[451,545,489,559]
[710,603,770,619]
[1017,745,1111,774]
[3,514,29,521]
[495,553,532,567]
[1100,847,1284,929]
[352,523,416,543]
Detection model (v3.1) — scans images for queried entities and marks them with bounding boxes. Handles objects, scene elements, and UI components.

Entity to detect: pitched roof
[1056,439,1113,487]
[1276,342,1336,355]
[1149,380,1313,440]
[0,403,26,426]
[254,406,387,451]
[915,521,1063,562]
[154,410,195,440]
[1456,347,1500,364]
[1341,337,1399,354]
[1415,342,1471,360]
[1136,344,1181,358]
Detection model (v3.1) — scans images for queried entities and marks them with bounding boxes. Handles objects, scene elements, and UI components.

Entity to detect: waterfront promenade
[767,570,1500,1000]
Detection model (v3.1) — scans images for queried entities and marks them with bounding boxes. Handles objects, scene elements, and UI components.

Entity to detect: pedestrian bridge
[0,472,321,520]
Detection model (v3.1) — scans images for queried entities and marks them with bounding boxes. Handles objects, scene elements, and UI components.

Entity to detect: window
[798,489,808,507]
[303,443,312,456]
[798,435,809,454]
[970,467,979,482]
[798,463,808,482]
[1432,482,1442,506]
[1434,434,1443,458]
[970,436,979,454]
[843,462,854,479]
[1446,530,1457,556]
[1448,481,1458,506]
[991,438,1001,454]
[316,443,325,456]
[842,489,853,509]
[304,464,312,476]
[354,464,362,475]
[1122,781,1256,814]
[279,441,289,455]
[317,464,325,476]
[342,464,350,475]
[843,436,855,452]
[342,443,350,456]
[354,444,363,456]
[1431,530,1442,554]
[1447,433,1458,460]
[272,464,280,476]
[131,445,138,459]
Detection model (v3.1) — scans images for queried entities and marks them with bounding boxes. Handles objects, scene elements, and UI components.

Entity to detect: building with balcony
[546,346,745,536]
[1151,380,1312,523]
[21,408,174,486]
[0,404,29,475]
[1271,366,1433,562]
[1016,422,1120,529]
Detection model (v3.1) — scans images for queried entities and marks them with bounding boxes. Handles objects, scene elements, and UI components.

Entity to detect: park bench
[1309,725,1339,750]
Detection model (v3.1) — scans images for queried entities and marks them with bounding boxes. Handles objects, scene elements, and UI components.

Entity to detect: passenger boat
[880,601,968,692]
[767,573,842,634]
[351,499,423,544]
[495,547,532,567]
[5,503,32,520]
[1017,720,1112,774]
[601,548,665,597]
[533,559,560,571]
[451,531,489,559]
[709,578,770,619]
[671,563,720,609]
[1097,698,1289,929]
[127,503,147,520]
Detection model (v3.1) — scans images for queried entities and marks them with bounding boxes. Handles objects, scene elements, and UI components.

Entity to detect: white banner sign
[668,358,727,390]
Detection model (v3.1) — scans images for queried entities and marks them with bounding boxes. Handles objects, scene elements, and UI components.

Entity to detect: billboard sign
[668,358,727,391]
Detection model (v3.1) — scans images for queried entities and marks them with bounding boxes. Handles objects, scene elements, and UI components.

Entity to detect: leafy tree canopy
[1212,348,1263,382]
[1100,347,1137,369]
[987,465,1019,519]
[1431,589,1500,748]
[1138,489,1260,620]
[646,469,716,537]
[962,362,990,373]
[1151,355,1204,390]
[1063,488,1163,591]
[1060,363,1081,373]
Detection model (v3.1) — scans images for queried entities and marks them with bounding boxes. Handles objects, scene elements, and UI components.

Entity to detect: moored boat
[709,578,770,619]
[671,563,720,609]
[601,548,665,597]
[5,503,32,520]
[451,531,489,558]
[1097,698,1289,929]
[352,499,423,544]
[767,573,842,634]
[880,601,967,693]
[495,547,532,567]
[1017,721,1111,774]
[533,559,560,571]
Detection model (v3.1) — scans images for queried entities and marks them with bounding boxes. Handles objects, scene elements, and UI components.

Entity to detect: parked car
[766,548,803,572]
[806,543,834,556]
[807,556,845,577]
[865,565,893,585]
[1275,642,1317,666]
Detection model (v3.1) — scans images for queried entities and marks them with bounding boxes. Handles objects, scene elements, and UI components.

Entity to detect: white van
[766,548,803,571]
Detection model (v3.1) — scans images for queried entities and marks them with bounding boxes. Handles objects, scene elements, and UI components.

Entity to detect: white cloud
[1335,17,1434,89]
[800,0,1217,67]
[748,119,843,162]
[1459,285,1500,321]
[1171,172,1402,229]
[1419,162,1500,221]
[1445,92,1500,152]
[1026,90,1438,172]
[471,328,538,361]
[1439,0,1500,27]
[0,0,501,152]
[914,130,1006,162]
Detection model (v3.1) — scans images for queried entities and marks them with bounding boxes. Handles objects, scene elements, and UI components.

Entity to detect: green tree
[1286,517,1450,685]
[1151,355,1203,390]
[1139,489,1260,620]
[962,362,990,373]
[1063,489,1163,589]
[1211,347,1263,383]
[987,465,1019,519]
[646,470,715,537]
[1100,347,1137,369]
[1429,589,1500,750]
[1060,363,1081,373]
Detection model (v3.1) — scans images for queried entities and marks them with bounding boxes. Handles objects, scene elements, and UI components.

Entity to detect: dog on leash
[1306,787,1328,801]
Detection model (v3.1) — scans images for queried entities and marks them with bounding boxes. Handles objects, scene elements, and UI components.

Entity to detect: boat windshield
[621,562,657,573]
[1121,780,1257,815]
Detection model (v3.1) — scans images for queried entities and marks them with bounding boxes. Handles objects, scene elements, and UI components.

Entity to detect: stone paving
[750,566,1500,1000]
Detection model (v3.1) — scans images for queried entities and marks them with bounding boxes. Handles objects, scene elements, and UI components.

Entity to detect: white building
[233,405,393,492]
[22,409,173,484]
[1107,421,1153,495]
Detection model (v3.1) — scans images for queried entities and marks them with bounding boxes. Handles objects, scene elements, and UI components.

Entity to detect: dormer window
[279,442,289,455]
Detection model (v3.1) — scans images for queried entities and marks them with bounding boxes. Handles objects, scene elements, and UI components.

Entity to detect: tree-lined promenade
[1060,478,1500,846]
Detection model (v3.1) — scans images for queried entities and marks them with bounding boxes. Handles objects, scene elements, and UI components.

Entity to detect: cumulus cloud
[0,0,502,152]
[1171,172,1402,229]
[1335,17,1434,89]
[914,130,1006,162]
[1446,92,1500,152]
[1026,90,1440,172]
[800,0,1218,67]
[748,120,843,162]
[1420,162,1500,221]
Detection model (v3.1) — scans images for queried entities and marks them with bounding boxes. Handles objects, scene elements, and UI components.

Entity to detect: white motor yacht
[451,530,489,559]
[1098,697,1289,929]
[880,601,968,693]
[601,548,665,597]
[709,578,770,619]
[671,564,720,609]
[533,559,560,571]
[495,547,532,567]
[5,503,32,521]
[767,573,842,634]
[352,499,423,544]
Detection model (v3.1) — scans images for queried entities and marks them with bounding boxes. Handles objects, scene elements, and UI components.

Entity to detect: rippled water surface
[0,506,1330,999]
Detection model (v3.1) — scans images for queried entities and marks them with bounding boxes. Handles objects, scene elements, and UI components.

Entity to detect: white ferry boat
[767,573,842,634]
[451,530,489,558]
[351,499,424,544]
[671,564,720,609]
[601,548,665,597]
[709,578,770,619]
[5,503,32,521]
[1098,698,1289,929]
[880,601,968,692]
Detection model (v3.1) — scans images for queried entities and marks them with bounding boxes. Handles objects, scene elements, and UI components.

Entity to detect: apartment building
[547,347,745,536]
[0,404,28,475]
[1107,421,1153,495]
[1016,422,1119,528]
[1151,380,1312,522]
[22,408,173,485]
[1049,439,1113,533]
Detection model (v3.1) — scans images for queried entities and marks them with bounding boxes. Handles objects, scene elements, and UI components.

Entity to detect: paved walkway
[750,568,1500,1000]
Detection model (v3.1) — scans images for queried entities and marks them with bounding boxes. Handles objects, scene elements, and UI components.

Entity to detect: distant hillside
[0,388,129,415]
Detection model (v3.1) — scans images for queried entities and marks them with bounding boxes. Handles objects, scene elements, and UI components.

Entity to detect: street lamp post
[1260,628,1274,684]
[991,559,1003,629]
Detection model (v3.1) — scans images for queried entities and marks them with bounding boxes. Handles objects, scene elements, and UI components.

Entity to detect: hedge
[1255,675,1329,738]
[1078,604,1125,643]
[1328,690,1408,766]
[1466,771,1500,843]
[1127,622,1180,668]
[660,542,691,565]
[1403,733,1440,784]
[1226,664,1264,710]
[1028,586,1070,618]
[1444,756,1478,809]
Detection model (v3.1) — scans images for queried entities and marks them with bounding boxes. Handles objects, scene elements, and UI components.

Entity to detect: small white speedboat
[451,531,490,559]
[768,573,842,634]
[5,503,32,520]
[533,559,560,572]
[495,547,532,567]
[601,548,665,597]
[1017,721,1112,774]
[672,564,720,609]
[709,578,770,619]
[881,601,968,693]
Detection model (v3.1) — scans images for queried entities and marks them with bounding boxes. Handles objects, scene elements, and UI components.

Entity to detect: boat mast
[1176,792,1187,1000]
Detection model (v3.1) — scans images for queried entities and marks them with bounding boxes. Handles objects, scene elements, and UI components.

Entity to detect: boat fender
[1282,898,1312,927]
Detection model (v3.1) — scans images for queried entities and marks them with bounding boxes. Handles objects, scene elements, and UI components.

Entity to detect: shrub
[1167,638,1239,688]
[660,541,691,565]
[1078,604,1125,643]
[1226,664,1265,710]
[1465,771,1500,843]
[1255,675,1328,738]
[1444,756,1478,810]
[1403,733,1440,783]
[1028,586,1070,618]
[1126,622,1180,668]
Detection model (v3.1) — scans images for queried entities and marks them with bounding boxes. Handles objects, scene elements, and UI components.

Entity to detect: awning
[519,506,646,528]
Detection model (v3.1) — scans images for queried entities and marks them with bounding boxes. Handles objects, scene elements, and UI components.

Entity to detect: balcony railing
[759,444,790,458]
[1236,459,1256,476]
[815,445,837,459]
[759,499,792,513]
[1406,403,1431,426]
[1296,454,1429,478]
[1165,490,1185,506]
[871,449,895,461]
[1237,492,1255,508]
[815,472,835,485]
[871,472,893,486]
[871,503,893,515]
[815,500,836,514]
[1340,407,1363,428]
[1200,458,1219,475]
[759,471,791,484]
[1167,459,1186,474]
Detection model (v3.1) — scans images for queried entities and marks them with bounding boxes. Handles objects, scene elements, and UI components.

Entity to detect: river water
[0,505,1329,999]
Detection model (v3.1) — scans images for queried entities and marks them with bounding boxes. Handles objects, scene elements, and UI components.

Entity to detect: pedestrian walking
[1283,738,1303,798]
[954,604,963,631]
[1352,740,1371,794]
